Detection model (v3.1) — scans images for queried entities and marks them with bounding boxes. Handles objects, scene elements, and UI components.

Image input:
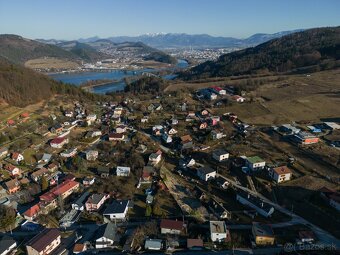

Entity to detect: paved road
[217,173,340,248]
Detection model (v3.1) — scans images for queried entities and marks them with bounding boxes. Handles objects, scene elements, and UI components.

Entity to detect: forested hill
[180,27,340,80]
[0,57,102,107]
[0,34,80,64]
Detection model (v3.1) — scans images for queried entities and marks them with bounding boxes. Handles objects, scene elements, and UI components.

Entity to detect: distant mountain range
[180,26,340,79]
[73,30,305,49]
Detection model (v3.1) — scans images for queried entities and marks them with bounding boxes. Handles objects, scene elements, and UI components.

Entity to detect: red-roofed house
[269,166,292,183]
[23,204,41,221]
[20,112,30,118]
[7,119,15,126]
[211,86,226,95]
[50,137,69,148]
[11,152,24,162]
[160,219,185,235]
[4,164,20,176]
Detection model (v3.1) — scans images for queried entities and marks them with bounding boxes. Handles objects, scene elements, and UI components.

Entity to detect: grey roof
[237,190,273,213]
[73,191,90,207]
[252,222,274,237]
[95,222,117,241]
[0,236,16,254]
[87,194,107,205]
[97,166,110,174]
[198,166,215,175]
[213,149,229,157]
[145,239,162,249]
[103,200,129,215]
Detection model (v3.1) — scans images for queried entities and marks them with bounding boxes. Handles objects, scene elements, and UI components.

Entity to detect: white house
[116,166,130,177]
[211,130,225,140]
[95,223,117,249]
[11,152,24,163]
[86,150,98,161]
[269,166,292,183]
[148,150,162,165]
[212,150,229,162]
[116,125,127,134]
[50,137,69,149]
[197,166,216,181]
[246,156,266,171]
[60,148,77,158]
[145,239,163,251]
[162,133,172,143]
[103,200,130,221]
[168,128,177,135]
[210,221,228,242]
[232,95,246,103]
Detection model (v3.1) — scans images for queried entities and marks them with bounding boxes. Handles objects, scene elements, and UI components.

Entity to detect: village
[0,83,339,255]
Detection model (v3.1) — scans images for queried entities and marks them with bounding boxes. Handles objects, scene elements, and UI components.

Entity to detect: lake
[49,59,188,94]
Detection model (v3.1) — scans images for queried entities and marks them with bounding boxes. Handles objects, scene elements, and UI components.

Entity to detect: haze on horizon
[0,0,339,40]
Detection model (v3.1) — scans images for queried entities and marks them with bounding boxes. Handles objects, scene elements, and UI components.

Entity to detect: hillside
[180,27,340,80]
[0,34,80,64]
[57,41,110,62]
[0,57,102,107]
[87,40,177,64]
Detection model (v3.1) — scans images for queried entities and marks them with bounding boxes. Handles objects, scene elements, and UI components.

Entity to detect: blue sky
[0,0,339,40]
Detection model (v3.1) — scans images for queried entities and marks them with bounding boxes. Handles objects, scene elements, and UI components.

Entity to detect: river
[49,60,188,94]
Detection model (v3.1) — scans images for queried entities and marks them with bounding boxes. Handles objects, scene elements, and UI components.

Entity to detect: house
[185,112,196,122]
[252,222,275,246]
[0,147,8,158]
[23,204,40,221]
[197,166,216,181]
[86,114,97,124]
[211,130,225,140]
[198,121,208,130]
[0,236,17,255]
[210,221,229,242]
[136,144,147,153]
[319,187,340,211]
[30,168,49,182]
[215,176,229,189]
[187,238,204,250]
[148,103,162,111]
[294,132,319,145]
[141,166,156,183]
[116,166,130,177]
[141,116,149,123]
[279,124,301,134]
[162,133,172,143]
[7,120,15,126]
[97,166,110,178]
[86,150,98,161]
[180,135,193,150]
[47,163,58,172]
[210,116,220,126]
[83,176,95,186]
[4,164,20,177]
[178,158,196,169]
[114,125,126,134]
[60,148,77,158]
[11,152,24,163]
[4,179,20,194]
[72,191,90,211]
[236,190,274,217]
[160,219,185,235]
[73,243,87,254]
[39,153,52,164]
[212,150,229,162]
[103,200,130,221]
[85,193,109,212]
[95,222,117,249]
[232,95,245,103]
[50,137,69,149]
[145,239,163,251]
[26,228,61,255]
[323,122,340,130]
[109,133,125,141]
[212,86,226,95]
[299,231,316,243]
[64,111,73,117]
[146,194,154,204]
[148,150,162,165]
[208,199,232,219]
[269,166,292,183]
[168,128,177,135]
[246,156,266,171]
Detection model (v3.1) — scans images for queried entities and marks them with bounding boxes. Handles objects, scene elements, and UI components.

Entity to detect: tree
[145,205,152,217]
[41,175,49,191]
[152,202,163,217]
[0,205,16,231]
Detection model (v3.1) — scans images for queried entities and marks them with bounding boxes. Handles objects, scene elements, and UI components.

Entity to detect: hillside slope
[0,34,80,64]
[0,57,102,107]
[180,27,340,79]
[57,41,110,62]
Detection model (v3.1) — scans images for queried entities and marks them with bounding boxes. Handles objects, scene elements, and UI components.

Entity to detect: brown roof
[5,179,20,190]
[27,228,60,252]
[187,238,203,248]
[272,166,292,175]
[73,243,86,252]
[160,219,184,231]
[180,135,192,142]
[31,168,49,178]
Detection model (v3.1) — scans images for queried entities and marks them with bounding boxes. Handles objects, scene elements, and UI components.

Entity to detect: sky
[0,0,339,40]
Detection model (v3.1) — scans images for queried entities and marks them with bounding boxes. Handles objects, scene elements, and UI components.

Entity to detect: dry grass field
[25,57,80,69]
